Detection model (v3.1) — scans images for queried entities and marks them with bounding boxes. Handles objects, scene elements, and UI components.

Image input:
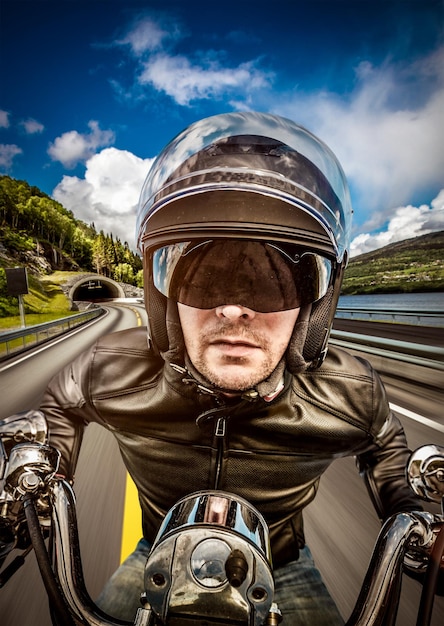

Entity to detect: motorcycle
[0,410,443,625]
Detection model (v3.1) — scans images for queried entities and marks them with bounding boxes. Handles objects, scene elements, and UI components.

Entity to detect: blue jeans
[96,539,344,625]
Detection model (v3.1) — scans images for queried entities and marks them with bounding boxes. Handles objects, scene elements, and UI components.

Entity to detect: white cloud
[139,53,270,105]
[0,110,10,128]
[350,189,444,256]
[115,15,271,106]
[48,120,115,168]
[273,45,444,227]
[52,147,153,248]
[20,118,44,134]
[117,16,177,55]
[0,144,22,169]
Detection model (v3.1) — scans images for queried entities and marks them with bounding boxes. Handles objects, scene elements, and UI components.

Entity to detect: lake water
[338,292,444,312]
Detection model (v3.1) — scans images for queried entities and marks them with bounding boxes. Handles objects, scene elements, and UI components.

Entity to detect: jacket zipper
[213,416,226,489]
[198,399,249,490]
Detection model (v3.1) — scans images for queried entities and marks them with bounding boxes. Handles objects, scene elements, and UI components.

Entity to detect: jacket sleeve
[39,343,101,481]
[356,389,423,519]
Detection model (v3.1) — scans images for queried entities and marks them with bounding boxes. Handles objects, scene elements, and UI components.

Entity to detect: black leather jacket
[40,326,421,566]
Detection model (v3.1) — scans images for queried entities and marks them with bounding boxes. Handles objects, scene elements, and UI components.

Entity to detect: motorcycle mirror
[407,445,444,505]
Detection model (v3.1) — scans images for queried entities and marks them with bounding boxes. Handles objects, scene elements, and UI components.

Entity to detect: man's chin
[203,367,266,394]
[211,382,253,396]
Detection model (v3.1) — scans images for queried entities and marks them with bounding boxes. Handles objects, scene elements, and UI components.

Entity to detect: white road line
[390,402,444,435]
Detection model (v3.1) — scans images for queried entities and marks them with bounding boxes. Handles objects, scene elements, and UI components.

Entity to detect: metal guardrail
[0,308,105,360]
[330,329,444,370]
[335,307,444,326]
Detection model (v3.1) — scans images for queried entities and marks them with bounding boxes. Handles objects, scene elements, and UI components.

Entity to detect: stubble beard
[191,324,278,392]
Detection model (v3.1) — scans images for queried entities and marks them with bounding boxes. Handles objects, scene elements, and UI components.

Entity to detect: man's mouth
[209,337,261,357]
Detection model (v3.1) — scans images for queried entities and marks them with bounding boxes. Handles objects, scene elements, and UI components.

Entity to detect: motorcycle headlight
[143,491,274,625]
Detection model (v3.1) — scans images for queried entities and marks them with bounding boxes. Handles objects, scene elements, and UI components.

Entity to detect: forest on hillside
[0,175,142,285]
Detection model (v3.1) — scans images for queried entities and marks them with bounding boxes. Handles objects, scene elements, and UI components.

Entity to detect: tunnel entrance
[69,275,125,302]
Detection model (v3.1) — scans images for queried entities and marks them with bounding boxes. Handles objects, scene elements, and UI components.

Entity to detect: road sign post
[5,267,29,328]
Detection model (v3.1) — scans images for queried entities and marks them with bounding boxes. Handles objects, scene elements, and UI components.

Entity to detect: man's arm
[356,409,423,519]
[39,344,99,481]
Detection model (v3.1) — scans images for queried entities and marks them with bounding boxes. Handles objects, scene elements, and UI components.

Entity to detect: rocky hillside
[342,231,444,294]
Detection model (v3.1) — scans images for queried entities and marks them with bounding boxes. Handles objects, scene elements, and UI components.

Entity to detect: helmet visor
[152,240,333,313]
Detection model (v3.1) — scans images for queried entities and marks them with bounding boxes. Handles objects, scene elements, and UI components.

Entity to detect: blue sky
[1,0,443,255]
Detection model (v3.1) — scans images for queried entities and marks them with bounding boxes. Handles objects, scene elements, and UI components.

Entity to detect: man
[40,112,421,624]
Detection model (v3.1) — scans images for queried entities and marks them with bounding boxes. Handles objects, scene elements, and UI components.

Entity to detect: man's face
[178,303,299,392]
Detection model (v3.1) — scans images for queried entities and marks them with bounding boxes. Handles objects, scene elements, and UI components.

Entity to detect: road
[1,303,145,626]
[1,310,443,625]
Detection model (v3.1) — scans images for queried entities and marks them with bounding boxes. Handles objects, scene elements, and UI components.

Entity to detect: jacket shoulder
[88,327,163,396]
[293,345,389,435]
[321,345,376,377]
[95,326,153,355]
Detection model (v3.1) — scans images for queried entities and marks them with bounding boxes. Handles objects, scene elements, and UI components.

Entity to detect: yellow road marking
[127,306,143,327]
[120,473,143,562]
[120,304,144,561]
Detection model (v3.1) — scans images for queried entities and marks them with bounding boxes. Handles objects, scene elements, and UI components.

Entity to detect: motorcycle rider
[39,112,422,625]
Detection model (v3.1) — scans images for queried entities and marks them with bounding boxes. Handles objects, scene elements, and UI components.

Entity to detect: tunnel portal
[69,275,125,302]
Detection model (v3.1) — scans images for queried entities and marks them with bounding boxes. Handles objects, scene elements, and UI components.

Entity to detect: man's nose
[215,304,256,321]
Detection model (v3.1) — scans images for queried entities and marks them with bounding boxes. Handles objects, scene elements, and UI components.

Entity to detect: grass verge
[0,271,81,331]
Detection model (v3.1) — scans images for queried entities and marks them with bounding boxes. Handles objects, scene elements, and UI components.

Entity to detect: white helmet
[137,112,352,374]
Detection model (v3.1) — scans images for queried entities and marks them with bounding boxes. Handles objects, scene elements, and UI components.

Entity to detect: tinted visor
[152,240,333,313]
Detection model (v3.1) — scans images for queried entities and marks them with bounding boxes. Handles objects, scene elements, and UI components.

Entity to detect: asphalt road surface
[1,311,443,625]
